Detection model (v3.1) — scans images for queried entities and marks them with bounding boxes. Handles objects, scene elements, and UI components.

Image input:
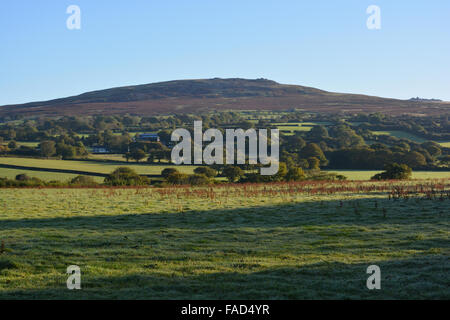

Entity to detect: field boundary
[0,164,162,178]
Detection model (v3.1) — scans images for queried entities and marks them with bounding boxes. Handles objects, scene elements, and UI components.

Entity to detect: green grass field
[326,170,450,180]
[77,132,156,139]
[2,157,449,182]
[0,168,104,182]
[0,181,448,299]
[276,125,313,132]
[371,131,427,143]
[0,157,197,176]
[3,141,40,148]
[274,122,331,133]
[87,154,130,162]
[438,142,450,148]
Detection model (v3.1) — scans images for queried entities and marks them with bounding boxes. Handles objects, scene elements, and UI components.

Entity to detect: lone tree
[39,140,56,158]
[130,149,147,163]
[371,163,412,180]
[8,141,17,149]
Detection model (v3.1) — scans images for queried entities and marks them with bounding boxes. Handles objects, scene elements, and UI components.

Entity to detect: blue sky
[1,0,449,105]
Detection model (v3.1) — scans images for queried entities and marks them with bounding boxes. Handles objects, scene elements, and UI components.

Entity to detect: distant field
[0,168,104,182]
[0,181,448,299]
[438,142,450,148]
[3,141,40,147]
[0,157,197,176]
[77,132,156,139]
[1,157,449,182]
[371,131,427,143]
[326,170,450,180]
[276,125,312,132]
[274,122,331,133]
[88,154,128,162]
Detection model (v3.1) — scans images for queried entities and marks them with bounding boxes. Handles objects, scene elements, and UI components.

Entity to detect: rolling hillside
[1,78,449,117]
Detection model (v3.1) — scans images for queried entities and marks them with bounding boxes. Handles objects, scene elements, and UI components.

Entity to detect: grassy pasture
[0,180,448,299]
[438,142,450,148]
[371,131,427,143]
[326,170,450,181]
[276,126,312,132]
[0,157,197,176]
[76,132,156,138]
[274,122,332,133]
[3,141,40,148]
[0,168,104,182]
[2,156,449,182]
[87,154,129,162]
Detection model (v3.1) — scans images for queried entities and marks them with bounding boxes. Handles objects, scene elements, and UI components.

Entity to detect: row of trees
[1,111,448,171]
[0,161,413,189]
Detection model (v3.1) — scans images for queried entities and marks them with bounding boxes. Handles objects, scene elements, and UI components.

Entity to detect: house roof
[137,133,159,138]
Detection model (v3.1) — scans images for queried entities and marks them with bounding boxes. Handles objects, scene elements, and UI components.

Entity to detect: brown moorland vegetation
[2,78,449,117]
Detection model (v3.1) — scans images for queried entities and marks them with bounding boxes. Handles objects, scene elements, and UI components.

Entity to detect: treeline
[280,125,448,170]
[275,112,450,141]
[0,136,88,159]
[0,164,347,188]
[1,111,449,171]
[0,113,251,141]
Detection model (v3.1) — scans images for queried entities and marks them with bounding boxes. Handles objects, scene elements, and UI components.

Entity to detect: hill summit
[1,78,449,117]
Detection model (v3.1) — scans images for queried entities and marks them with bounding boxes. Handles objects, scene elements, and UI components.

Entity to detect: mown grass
[0,180,448,299]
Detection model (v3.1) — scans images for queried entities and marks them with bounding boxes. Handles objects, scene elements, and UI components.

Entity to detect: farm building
[91,145,111,154]
[135,133,160,142]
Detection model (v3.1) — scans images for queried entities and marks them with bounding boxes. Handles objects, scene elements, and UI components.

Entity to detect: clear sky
[1,0,449,105]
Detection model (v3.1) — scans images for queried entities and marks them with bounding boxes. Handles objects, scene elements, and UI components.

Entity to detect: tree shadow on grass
[1,255,448,300]
[0,196,447,300]
[0,197,446,232]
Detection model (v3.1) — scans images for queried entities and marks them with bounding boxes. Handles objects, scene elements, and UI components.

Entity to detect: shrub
[188,174,212,186]
[166,172,189,185]
[0,258,18,271]
[161,168,179,178]
[194,167,218,178]
[371,163,412,180]
[0,176,45,187]
[285,167,306,181]
[239,173,271,183]
[70,175,98,187]
[104,167,150,186]
[15,174,31,181]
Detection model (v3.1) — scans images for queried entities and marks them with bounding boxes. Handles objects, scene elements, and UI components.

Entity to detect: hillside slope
[1,78,449,117]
